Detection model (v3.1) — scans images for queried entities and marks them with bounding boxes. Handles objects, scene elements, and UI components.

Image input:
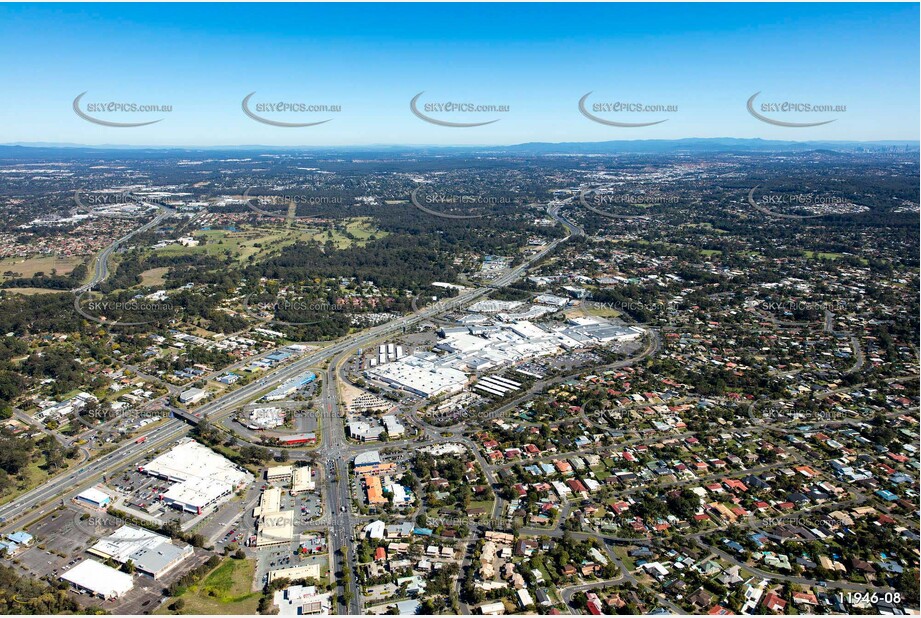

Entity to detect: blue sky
[0,3,917,146]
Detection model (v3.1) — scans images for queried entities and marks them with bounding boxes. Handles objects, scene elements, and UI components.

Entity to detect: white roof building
[364,520,386,540]
[366,354,467,398]
[179,387,207,404]
[89,525,192,578]
[273,584,332,615]
[75,487,112,508]
[141,439,254,514]
[268,563,322,583]
[61,560,134,599]
[291,467,316,494]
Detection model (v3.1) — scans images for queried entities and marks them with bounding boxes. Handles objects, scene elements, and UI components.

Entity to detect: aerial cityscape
[0,2,918,617]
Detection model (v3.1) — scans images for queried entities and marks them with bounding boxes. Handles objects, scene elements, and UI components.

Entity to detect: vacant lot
[3,287,70,295]
[0,255,84,279]
[156,557,260,615]
[139,266,170,286]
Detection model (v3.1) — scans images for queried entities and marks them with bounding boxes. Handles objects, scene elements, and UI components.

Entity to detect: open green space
[156,557,260,615]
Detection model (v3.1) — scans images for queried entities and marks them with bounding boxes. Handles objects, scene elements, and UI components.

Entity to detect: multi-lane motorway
[0,200,582,609]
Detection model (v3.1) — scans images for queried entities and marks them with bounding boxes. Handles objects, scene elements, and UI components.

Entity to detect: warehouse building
[89,525,193,579]
[366,354,468,398]
[74,487,112,509]
[254,486,294,547]
[140,439,254,515]
[264,372,317,401]
[178,387,208,405]
[61,560,134,599]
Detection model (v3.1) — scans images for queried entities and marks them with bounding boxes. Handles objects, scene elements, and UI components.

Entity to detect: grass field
[2,287,69,295]
[156,558,260,615]
[802,250,868,265]
[0,255,85,279]
[0,449,82,507]
[577,304,622,318]
[154,218,385,261]
[139,266,170,286]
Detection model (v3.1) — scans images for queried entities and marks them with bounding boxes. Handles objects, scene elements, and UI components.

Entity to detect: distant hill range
[493,138,919,154]
[0,138,917,159]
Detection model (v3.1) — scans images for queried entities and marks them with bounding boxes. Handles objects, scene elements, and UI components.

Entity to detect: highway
[73,203,173,294]
[0,199,580,540]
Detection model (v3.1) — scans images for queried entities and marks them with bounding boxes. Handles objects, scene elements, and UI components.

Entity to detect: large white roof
[354,450,381,467]
[76,487,111,504]
[143,439,253,508]
[90,525,167,562]
[144,439,250,485]
[62,560,133,597]
[368,357,467,397]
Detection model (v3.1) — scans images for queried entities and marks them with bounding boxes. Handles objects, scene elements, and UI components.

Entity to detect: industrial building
[365,354,468,398]
[473,375,522,398]
[254,487,282,516]
[74,487,111,509]
[264,372,316,401]
[178,387,208,405]
[61,560,134,599]
[140,439,254,515]
[89,525,193,579]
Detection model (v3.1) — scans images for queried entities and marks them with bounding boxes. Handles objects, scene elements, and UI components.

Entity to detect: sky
[0,3,917,147]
